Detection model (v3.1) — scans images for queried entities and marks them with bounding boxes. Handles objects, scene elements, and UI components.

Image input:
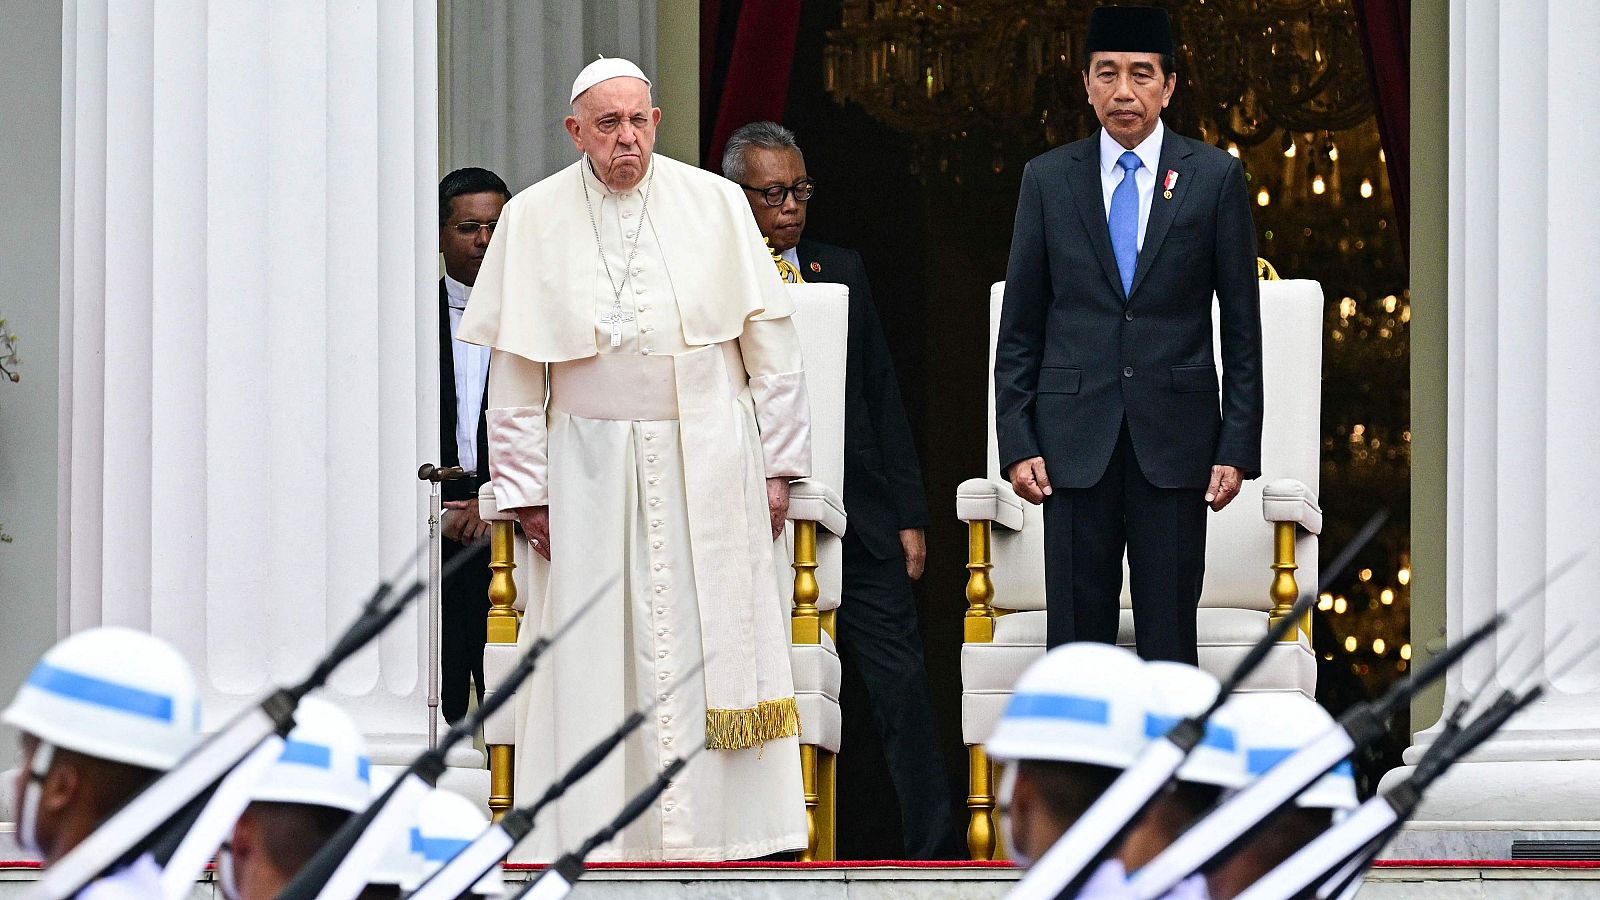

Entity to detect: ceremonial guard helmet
[988,642,1150,767]
[1142,661,1243,789]
[1226,691,1359,810]
[412,789,505,897]
[250,696,372,813]
[3,626,201,771]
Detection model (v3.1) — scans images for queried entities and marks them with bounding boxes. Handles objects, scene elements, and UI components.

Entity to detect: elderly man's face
[738,147,809,254]
[1083,52,1174,150]
[439,191,507,286]
[565,78,660,192]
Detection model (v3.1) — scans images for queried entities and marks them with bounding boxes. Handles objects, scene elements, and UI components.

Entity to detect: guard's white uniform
[76,853,163,899]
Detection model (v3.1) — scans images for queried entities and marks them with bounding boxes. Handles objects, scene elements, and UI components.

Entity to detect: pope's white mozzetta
[459,58,809,862]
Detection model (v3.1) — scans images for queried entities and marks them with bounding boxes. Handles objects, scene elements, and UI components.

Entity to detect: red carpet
[6,858,1600,871]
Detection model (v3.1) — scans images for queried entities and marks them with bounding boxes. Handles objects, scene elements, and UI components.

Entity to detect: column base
[1377,759,1600,858]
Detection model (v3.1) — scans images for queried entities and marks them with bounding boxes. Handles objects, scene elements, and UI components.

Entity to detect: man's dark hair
[249,801,355,877]
[1084,53,1178,79]
[439,167,511,225]
[1019,758,1124,827]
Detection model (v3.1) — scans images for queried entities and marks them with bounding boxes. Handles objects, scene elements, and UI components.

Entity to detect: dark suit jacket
[440,279,491,503]
[995,127,1264,491]
[796,240,929,560]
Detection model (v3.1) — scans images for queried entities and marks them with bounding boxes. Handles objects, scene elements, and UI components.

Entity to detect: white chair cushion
[961,640,1044,694]
[789,478,847,537]
[790,632,842,698]
[482,641,522,745]
[796,689,842,753]
[1263,478,1323,534]
[993,610,1048,645]
[957,478,1026,531]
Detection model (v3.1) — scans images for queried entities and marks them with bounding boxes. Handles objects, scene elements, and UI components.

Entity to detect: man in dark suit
[723,122,960,859]
[438,166,511,723]
[995,6,1264,663]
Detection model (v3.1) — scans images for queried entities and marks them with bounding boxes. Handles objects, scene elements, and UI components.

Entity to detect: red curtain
[700,0,804,170]
[1352,0,1410,256]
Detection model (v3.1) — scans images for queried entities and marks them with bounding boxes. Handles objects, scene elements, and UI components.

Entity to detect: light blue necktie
[1109,149,1142,296]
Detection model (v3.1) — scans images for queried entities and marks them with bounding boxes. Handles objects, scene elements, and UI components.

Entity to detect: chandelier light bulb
[1360,178,1374,198]
[1312,175,1327,195]
[1284,141,1296,158]
[1256,187,1270,206]
[1227,143,1241,159]
[1344,636,1358,653]
[1373,638,1386,655]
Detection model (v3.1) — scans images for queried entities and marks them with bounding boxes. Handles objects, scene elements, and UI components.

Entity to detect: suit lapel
[439,280,459,467]
[1067,145,1127,301]
[796,241,825,283]
[1128,132,1196,301]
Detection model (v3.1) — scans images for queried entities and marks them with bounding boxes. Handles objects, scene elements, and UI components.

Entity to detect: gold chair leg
[1268,521,1305,641]
[486,518,519,820]
[817,749,837,861]
[799,743,820,861]
[967,744,997,860]
[488,744,514,823]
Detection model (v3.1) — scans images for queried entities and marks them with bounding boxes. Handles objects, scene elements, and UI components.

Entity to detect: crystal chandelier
[824,0,1374,168]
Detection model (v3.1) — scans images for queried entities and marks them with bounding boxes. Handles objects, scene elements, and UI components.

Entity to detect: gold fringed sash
[705,697,801,751]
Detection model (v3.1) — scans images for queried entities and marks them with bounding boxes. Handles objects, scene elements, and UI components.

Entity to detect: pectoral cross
[601,302,635,348]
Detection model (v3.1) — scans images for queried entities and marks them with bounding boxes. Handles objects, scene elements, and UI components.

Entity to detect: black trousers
[1041,422,1207,663]
[837,533,962,859]
[441,536,491,724]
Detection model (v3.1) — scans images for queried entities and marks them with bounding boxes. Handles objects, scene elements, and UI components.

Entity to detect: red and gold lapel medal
[810,261,821,273]
[1163,169,1178,200]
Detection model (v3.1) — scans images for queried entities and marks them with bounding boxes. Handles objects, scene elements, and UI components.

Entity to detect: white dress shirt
[445,273,491,474]
[1099,118,1165,251]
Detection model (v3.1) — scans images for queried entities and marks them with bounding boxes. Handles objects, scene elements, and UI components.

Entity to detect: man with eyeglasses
[458,58,809,862]
[723,121,959,860]
[437,166,511,725]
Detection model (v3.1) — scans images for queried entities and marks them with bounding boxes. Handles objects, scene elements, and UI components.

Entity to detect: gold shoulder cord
[767,237,805,284]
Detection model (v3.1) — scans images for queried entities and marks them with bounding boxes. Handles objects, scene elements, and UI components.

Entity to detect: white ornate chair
[955,269,1325,859]
[781,282,850,861]
[474,282,851,862]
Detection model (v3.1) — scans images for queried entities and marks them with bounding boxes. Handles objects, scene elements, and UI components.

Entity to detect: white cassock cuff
[749,370,811,479]
[487,406,548,508]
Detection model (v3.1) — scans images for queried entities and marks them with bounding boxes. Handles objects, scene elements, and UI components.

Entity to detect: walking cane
[419,463,466,749]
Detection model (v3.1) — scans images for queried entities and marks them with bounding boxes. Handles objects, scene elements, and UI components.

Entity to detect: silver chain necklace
[581,161,656,347]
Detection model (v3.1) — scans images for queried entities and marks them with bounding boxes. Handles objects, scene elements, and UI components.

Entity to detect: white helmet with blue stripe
[2,626,200,771]
[1224,691,1358,810]
[413,789,504,897]
[987,642,1150,768]
[250,696,371,814]
[1141,661,1244,789]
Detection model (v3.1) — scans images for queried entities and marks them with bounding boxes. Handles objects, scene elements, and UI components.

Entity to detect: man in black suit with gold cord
[724,122,960,859]
[437,166,511,723]
[995,6,1263,663]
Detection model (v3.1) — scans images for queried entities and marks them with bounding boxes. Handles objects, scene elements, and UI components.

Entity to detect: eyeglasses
[448,220,498,236]
[739,179,817,207]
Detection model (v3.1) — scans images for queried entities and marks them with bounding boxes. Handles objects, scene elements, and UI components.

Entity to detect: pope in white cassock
[458,57,810,861]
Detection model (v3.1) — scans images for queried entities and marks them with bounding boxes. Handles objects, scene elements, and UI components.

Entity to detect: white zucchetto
[569,56,652,104]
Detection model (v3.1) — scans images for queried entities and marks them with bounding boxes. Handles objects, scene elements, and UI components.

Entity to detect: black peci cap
[1084,5,1175,58]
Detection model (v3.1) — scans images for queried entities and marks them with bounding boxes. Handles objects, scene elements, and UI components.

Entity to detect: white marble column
[1382,0,1600,843]
[439,0,657,192]
[58,0,439,755]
